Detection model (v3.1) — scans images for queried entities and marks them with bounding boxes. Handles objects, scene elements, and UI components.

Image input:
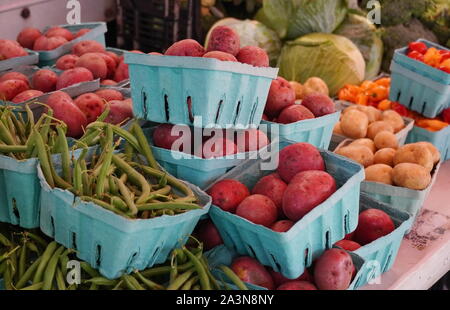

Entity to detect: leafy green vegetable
[255,0,348,40]
[334,14,383,80]
[277,33,366,96]
[204,18,282,66]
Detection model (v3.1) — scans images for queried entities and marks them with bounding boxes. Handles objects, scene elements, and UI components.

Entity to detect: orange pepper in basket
[338,84,361,103]
[375,77,391,88]
[367,85,389,103]
[417,119,448,131]
[360,80,377,90]
[356,93,369,106]
[377,99,392,111]
[424,47,442,68]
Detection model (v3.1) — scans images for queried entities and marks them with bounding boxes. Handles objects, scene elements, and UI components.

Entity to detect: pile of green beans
[0,226,247,290]
[38,120,203,219]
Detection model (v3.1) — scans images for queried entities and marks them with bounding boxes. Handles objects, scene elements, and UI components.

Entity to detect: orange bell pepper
[367,85,389,102]
[375,77,391,88]
[377,99,392,111]
[360,80,377,90]
[424,47,442,68]
[356,93,369,106]
[417,119,448,131]
[338,85,361,103]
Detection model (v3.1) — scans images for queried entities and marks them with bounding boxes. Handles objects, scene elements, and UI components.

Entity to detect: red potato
[277,142,325,183]
[74,93,106,123]
[195,220,223,251]
[104,51,120,65]
[236,129,269,153]
[207,26,240,56]
[56,67,94,90]
[32,36,49,51]
[335,240,361,251]
[94,89,124,102]
[270,269,312,287]
[148,52,163,55]
[301,93,336,117]
[123,98,132,106]
[203,51,237,62]
[72,40,105,56]
[283,171,336,221]
[32,69,58,93]
[45,27,74,41]
[277,104,315,124]
[202,137,237,159]
[277,281,317,290]
[75,53,108,79]
[0,39,28,60]
[252,173,287,217]
[0,80,29,101]
[236,46,269,67]
[262,114,269,121]
[231,257,275,290]
[45,91,87,138]
[270,220,294,232]
[344,231,355,240]
[236,194,278,227]
[56,54,79,70]
[207,179,250,213]
[0,72,29,86]
[314,249,354,290]
[45,36,68,50]
[152,124,186,150]
[114,61,129,82]
[17,27,42,49]
[100,79,117,86]
[96,53,117,78]
[103,100,133,125]
[74,28,91,39]
[165,39,205,57]
[264,77,296,118]
[354,209,395,246]
[12,90,44,103]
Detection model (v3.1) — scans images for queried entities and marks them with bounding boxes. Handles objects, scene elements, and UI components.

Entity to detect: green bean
[59,251,70,277]
[47,148,72,190]
[116,177,138,216]
[0,245,20,264]
[80,196,130,218]
[95,125,114,198]
[137,202,201,211]
[112,280,124,290]
[39,111,54,145]
[122,274,145,290]
[34,129,54,188]
[183,247,211,290]
[20,282,44,290]
[32,241,58,284]
[81,161,92,196]
[87,122,142,153]
[111,155,151,204]
[110,196,128,212]
[108,176,119,196]
[43,245,65,290]
[0,232,12,247]
[170,258,178,286]
[25,232,47,249]
[181,275,199,290]
[18,244,27,280]
[80,262,100,278]
[26,242,40,255]
[3,263,13,290]
[25,104,35,133]
[192,285,200,290]
[56,126,71,182]
[89,283,98,290]
[133,271,165,290]
[55,268,66,290]
[85,277,119,287]
[133,122,159,169]
[0,120,15,145]
[9,113,26,144]
[0,261,7,274]
[140,262,194,278]
[16,256,42,289]
[167,268,196,290]
[201,257,220,290]
[218,265,248,290]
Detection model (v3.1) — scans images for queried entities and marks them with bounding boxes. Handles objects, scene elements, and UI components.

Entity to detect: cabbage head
[278,33,366,96]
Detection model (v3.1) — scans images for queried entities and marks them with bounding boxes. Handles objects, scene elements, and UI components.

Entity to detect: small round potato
[365,164,393,185]
[394,144,434,171]
[367,121,394,140]
[414,142,441,164]
[374,148,396,166]
[350,138,376,153]
[336,145,374,167]
[333,121,343,135]
[392,163,432,190]
[382,110,405,133]
[365,106,382,123]
[341,110,369,139]
[374,131,398,150]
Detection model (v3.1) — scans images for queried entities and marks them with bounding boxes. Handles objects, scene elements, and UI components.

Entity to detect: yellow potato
[289,81,304,100]
[333,121,343,135]
[303,77,329,97]
[336,145,374,167]
[350,138,376,153]
[414,142,441,164]
[393,144,434,171]
[392,163,432,190]
[373,148,396,166]
[382,110,405,133]
[340,110,369,139]
[365,164,393,185]
[374,131,398,150]
[365,106,382,123]
[367,121,394,140]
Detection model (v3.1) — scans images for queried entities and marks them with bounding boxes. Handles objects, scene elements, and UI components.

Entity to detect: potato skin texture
[350,138,376,153]
[373,148,396,167]
[365,164,393,185]
[367,121,394,140]
[382,110,405,133]
[336,145,374,168]
[374,131,398,150]
[393,144,434,171]
[340,110,368,139]
[415,142,441,164]
[392,163,431,190]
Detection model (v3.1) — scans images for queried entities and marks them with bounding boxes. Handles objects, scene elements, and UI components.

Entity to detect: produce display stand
[360,160,450,290]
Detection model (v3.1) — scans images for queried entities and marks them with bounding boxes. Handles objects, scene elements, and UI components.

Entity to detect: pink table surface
[360,160,450,290]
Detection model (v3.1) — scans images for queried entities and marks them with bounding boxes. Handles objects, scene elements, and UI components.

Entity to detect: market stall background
[0,0,449,291]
